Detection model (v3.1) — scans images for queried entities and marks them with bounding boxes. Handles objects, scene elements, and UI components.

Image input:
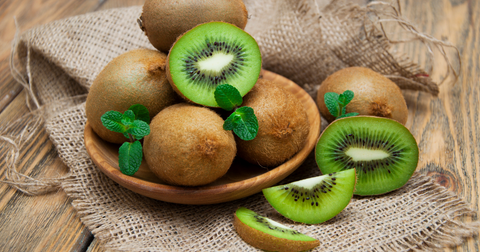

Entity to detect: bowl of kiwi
[84,69,320,205]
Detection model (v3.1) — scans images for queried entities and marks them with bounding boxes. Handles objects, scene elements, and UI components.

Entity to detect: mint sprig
[324,90,359,119]
[101,104,150,176]
[215,84,258,141]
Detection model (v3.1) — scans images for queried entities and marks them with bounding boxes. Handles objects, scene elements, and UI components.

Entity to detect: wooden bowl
[84,70,321,205]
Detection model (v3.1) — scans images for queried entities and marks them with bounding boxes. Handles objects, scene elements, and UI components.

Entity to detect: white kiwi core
[198,53,233,72]
[290,176,325,190]
[345,147,390,161]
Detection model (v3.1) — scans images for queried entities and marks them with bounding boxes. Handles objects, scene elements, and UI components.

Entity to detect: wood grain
[394,1,480,251]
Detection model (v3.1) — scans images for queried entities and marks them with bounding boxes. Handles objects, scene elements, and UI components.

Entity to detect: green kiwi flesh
[166,21,262,107]
[234,207,320,252]
[315,116,419,196]
[262,169,356,224]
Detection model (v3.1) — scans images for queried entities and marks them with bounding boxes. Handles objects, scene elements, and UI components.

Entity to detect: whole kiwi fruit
[236,78,310,167]
[143,103,236,186]
[86,48,179,144]
[140,0,248,52]
[316,67,409,125]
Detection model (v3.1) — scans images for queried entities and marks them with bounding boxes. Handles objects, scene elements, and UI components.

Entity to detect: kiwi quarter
[316,67,409,125]
[234,207,320,252]
[262,169,356,224]
[236,78,310,167]
[140,0,248,52]
[166,21,262,107]
[143,103,236,186]
[315,116,419,196]
[86,49,179,144]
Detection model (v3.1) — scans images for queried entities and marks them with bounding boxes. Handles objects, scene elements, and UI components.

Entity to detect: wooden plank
[0,91,93,252]
[393,1,480,251]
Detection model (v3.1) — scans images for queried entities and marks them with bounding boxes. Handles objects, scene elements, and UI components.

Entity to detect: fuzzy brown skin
[143,103,236,186]
[316,67,408,125]
[236,79,310,167]
[141,0,248,52]
[86,49,180,144]
[233,214,320,252]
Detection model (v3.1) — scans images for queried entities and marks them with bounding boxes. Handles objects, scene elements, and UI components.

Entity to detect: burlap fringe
[0,19,87,195]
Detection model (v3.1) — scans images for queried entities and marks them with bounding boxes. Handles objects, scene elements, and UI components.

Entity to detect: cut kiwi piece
[262,169,356,224]
[315,116,419,196]
[166,21,262,107]
[234,207,320,252]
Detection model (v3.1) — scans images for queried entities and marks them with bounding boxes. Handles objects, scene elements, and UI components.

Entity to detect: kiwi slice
[262,169,356,224]
[315,116,419,196]
[234,207,320,252]
[166,21,262,107]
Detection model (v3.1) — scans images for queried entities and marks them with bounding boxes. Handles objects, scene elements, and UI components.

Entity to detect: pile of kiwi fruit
[85,0,421,251]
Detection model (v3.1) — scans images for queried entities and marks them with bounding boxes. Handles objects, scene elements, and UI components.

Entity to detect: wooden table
[0,0,478,251]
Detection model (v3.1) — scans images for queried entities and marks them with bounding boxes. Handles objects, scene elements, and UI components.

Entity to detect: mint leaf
[129,104,150,124]
[324,92,340,118]
[122,110,135,126]
[342,90,355,105]
[118,141,143,176]
[101,111,127,133]
[126,120,151,140]
[224,106,258,141]
[337,112,359,119]
[214,84,243,111]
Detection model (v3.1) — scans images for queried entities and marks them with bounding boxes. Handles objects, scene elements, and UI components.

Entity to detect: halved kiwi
[234,207,320,252]
[166,21,262,107]
[315,116,419,196]
[262,169,356,224]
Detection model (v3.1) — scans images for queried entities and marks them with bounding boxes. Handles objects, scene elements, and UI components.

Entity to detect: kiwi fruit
[140,0,248,52]
[143,103,236,186]
[315,116,419,196]
[234,207,320,252]
[166,21,262,107]
[262,169,356,224]
[86,48,179,144]
[235,78,310,167]
[316,67,409,125]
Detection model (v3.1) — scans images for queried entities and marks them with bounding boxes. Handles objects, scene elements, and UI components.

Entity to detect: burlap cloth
[2,0,479,251]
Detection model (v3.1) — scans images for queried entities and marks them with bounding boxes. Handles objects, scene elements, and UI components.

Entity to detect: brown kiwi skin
[236,78,310,167]
[233,214,320,252]
[86,49,180,144]
[143,103,236,186]
[316,67,409,125]
[140,0,248,52]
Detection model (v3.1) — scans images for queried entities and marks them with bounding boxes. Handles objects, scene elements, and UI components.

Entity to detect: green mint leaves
[101,104,150,176]
[215,84,258,141]
[119,141,143,176]
[224,106,258,141]
[324,90,359,119]
[214,84,243,111]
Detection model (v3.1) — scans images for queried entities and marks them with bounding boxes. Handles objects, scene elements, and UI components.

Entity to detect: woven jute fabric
[2,1,478,251]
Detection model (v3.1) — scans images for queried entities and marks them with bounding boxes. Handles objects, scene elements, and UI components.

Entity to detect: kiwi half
[234,207,320,252]
[262,169,356,224]
[315,116,419,196]
[166,21,262,107]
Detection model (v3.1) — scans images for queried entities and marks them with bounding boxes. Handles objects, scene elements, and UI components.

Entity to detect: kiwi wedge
[262,169,356,224]
[234,207,320,252]
[166,21,262,107]
[315,116,419,196]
